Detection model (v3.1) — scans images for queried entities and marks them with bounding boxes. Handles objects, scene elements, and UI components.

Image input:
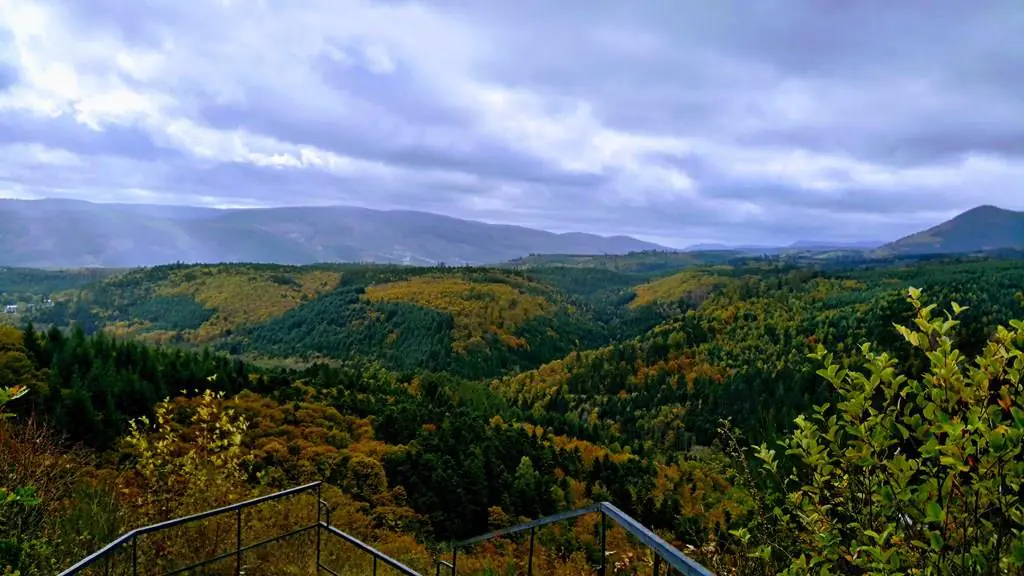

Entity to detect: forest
[3,252,1024,574]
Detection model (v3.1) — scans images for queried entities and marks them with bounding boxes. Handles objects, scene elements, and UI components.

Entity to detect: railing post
[132,534,138,576]
[527,527,535,576]
[653,553,661,575]
[373,555,378,575]
[451,546,458,576]
[235,507,242,576]
[316,486,322,573]
[599,511,607,576]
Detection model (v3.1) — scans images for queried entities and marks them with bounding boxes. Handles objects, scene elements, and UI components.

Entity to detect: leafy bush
[739,288,1024,574]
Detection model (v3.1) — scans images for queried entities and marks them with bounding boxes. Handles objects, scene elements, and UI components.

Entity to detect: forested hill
[494,258,1024,450]
[5,252,1024,574]
[24,261,673,379]
[876,204,1024,255]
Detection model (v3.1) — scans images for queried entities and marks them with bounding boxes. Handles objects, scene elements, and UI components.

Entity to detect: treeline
[6,324,251,448]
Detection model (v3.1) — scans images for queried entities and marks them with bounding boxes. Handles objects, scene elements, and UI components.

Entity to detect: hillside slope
[0,199,667,267]
[36,264,343,344]
[876,205,1024,255]
[494,258,1024,449]
[34,263,623,378]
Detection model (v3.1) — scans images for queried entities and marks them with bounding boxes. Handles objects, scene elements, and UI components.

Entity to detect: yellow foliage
[121,390,253,526]
[364,275,554,352]
[491,347,599,407]
[630,270,730,309]
[519,422,633,466]
[158,267,340,342]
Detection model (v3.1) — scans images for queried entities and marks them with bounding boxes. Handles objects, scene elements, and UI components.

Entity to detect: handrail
[59,481,323,575]
[441,501,714,576]
[601,502,714,576]
[62,484,714,576]
[321,522,421,575]
[59,481,424,576]
[456,503,602,547]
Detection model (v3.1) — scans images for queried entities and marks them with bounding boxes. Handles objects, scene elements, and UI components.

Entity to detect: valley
[5,247,1024,573]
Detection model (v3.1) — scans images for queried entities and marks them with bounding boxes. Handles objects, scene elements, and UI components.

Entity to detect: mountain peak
[956,204,1016,219]
[876,205,1024,256]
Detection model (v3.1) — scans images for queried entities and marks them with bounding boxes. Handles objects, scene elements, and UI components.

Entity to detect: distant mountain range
[2,199,1023,268]
[0,199,667,268]
[875,205,1024,256]
[684,240,884,253]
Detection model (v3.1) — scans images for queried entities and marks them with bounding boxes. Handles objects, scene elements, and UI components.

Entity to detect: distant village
[3,297,54,316]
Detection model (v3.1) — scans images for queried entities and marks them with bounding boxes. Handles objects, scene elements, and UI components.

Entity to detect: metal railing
[60,482,713,576]
[59,481,419,576]
[436,502,714,576]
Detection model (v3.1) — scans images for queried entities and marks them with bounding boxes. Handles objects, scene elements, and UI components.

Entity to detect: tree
[344,454,388,501]
[744,288,1024,575]
[121,390,253,524]
[513,456,540,518]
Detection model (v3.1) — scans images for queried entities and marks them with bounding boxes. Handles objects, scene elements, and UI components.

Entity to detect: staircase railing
[59,483,714,576]
[58,481,417,576]
[436,502,714,576]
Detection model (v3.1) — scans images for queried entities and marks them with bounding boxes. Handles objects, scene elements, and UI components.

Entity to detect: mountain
[684,240,883,253]
[0,199,667,267]
[788,239,883,250]
[877,205,1024,256]
[683,242,776,252]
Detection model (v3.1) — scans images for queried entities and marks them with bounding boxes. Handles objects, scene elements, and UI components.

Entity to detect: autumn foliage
[4,255,1024,574]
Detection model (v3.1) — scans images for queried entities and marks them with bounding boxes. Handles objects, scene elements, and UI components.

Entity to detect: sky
[0,0,1022,247]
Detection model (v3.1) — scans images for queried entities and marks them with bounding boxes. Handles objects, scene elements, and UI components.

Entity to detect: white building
[3,304,17,314]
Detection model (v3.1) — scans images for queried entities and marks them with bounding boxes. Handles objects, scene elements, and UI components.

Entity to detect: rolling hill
[876,205,1024,256]
[0,198,667,268]
[30,262,644,378]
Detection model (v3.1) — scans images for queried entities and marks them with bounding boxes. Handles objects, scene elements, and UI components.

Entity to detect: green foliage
[240,286,456,373]
[6,322,252,450]
[0,267,119,296]
[241,271,607,378]
[11,253,1024,574]
[126,295,214,331]
[743,288,1024,574]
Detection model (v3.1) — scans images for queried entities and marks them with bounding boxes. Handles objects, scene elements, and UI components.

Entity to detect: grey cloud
[197,86,606,189]
[652,151,971,215]
[3,0,1024,246]
[312,49,468,128]
[0,113,183,161]
[747,122,1024,168]
[49,0,195,48]
[0,27,15,91]
[461,0,1024,166]
[0,63,15,92]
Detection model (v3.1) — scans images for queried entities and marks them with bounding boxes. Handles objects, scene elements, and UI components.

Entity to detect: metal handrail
[61,484,714,576]
[59,481,323,575]
[320,522,421,575]
[438,501,714,576]
[59,482,424,576]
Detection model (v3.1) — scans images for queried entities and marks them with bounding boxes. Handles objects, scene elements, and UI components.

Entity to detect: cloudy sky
[1,0,1022,247]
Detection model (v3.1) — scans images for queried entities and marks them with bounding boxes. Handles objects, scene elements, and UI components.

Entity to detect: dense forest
[3,252,1024,574]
